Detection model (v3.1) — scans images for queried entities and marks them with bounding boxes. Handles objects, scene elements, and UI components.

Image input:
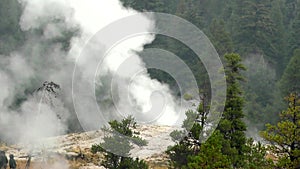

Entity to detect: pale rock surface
[3,125,180,168]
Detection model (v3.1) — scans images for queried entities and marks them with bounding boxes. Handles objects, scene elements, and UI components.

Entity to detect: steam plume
[0,0,182,146]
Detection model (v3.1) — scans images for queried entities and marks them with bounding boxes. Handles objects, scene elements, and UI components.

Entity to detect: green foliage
[209,19,233,57]
[279,49,300,96]
[283,0,299,26]
[186,131,231,169]
[270,0,287,74]
[232,0,276,56]
[175,0,204,28]
[169,102,209,142]
[141,35,209,93]
[169,130,185,142]
[167,103,207,168]
[117,1,300,132]
[117,157,148,169]
[1,0,300,167]
[289,11,300,55]
[243,56,281,129]
[91,117,148,169]
[243,138,274,169]
[260,93,300,168]
[183,93,193,101]
[121,0,210,94]
[166,141,196,169]
[167,54,253,168]
[182,110,199,132]
[217,53,247,167]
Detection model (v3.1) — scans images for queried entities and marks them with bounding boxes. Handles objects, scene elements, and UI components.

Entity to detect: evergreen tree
[217,53,247,167]
[289,11,300,56]
[281,0,299,64]
[209,19,233,57]
[232,0,275,57]
[167,109,203,168]
[175,0,204,29]
[91,117,148,169]
[270,0,288,74]
[186,131,231,169]
[243,138,274,169]
[242,55,279,129]
[279,49,300,96]
[167,98,210,168]
[260,93,300,168]
[231,0,256,53]
[284,0,299,26]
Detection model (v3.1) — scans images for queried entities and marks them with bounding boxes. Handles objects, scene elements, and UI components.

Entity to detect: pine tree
[279,49,300,96]
[232,0,275,57]
[209,19,233,57]
[231,0,256,53]
[91,117,148,169]
[167,108,204,168]
[243,138,274,169]
[242,56,278,129]
[283,0,299,62]
[217,53,247,167]
[284,0,298,25]
[289,11,300,56]
[186,131,231,169]
[175,0,204,28]
[167,98,210,168]
[260,93,300,168]
[270,0,288,74]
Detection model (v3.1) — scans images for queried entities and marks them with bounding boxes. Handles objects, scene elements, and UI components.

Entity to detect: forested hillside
[1,0,299,135]
[0,0,300,168]
[120,0,300,131]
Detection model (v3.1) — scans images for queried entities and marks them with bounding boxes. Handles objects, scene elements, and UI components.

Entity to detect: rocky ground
[0,125,179,169]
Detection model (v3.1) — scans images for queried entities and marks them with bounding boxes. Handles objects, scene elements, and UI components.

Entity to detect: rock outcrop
[2,125,179,169]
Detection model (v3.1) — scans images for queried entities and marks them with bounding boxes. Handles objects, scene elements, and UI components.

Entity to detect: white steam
[0,0,182,148]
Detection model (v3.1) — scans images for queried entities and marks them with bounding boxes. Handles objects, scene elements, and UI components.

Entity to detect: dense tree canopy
[1,0,300,168]
[217,53,247,167]
[261,93,300,168]
[118,0,300,131]
[279,49,300,96]
[91,117,148,169]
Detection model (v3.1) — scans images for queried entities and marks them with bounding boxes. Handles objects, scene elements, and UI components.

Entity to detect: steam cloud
[0,0,183,147]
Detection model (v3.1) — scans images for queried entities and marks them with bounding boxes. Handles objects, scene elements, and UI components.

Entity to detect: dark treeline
[1,0,299,132]
[117,1,300,168]
[0,1,300,168]
[119,0,300,131]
